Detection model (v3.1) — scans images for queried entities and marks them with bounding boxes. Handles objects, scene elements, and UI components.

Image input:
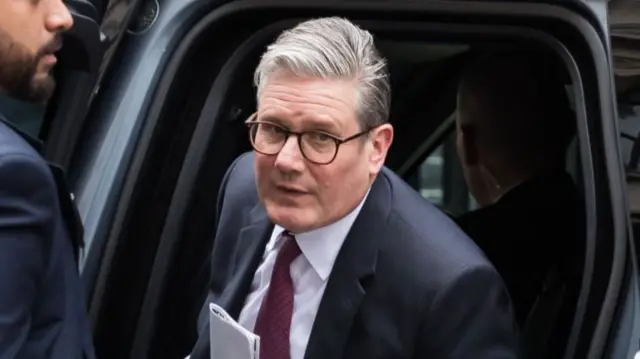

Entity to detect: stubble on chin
[0,29,55,104]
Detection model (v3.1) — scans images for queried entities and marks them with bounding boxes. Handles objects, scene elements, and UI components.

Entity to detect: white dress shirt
[237,190,369,359]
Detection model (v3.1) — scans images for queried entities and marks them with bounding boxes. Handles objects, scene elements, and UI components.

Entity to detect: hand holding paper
[209,303,260,359]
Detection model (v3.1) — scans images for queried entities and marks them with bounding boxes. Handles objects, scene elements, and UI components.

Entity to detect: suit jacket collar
[223,172,393,359]
[219,204,273,320]
[269,187,370,281]
[0,112,44,153]
[304,173,391,359]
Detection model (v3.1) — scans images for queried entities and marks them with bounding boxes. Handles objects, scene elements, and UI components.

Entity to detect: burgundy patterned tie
[253,231,301,359]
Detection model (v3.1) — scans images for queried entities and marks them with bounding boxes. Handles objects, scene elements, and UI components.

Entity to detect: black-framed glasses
[245,113,372,165]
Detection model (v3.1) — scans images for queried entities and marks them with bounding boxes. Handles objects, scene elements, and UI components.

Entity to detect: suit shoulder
[218,152,259,214]
[0,123,52,190]
[0,154,58,250]
[379,168,494,279]
[0,122,43,160]
[0,152,56,196]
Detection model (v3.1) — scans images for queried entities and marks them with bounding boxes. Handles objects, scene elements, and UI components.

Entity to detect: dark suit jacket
[190,152,520,359]
[455,172,583,328]
[0,114,95,359]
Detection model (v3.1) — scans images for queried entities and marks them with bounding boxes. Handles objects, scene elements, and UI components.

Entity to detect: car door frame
[42,0,144,171]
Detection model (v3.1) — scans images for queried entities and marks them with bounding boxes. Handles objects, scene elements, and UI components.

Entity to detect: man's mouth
[39,38,63,62]
[275,184,308,195]
[41,54,57,66]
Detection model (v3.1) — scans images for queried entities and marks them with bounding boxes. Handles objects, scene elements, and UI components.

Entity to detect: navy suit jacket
[190,151,521,359]
[0,114,95,359]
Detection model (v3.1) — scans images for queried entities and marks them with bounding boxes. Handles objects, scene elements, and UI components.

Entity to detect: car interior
[73,3,631,359]
[90,20,577,359]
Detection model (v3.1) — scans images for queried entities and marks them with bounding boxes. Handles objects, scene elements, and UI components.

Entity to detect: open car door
[42,0,144,170]
[56,0,639,358]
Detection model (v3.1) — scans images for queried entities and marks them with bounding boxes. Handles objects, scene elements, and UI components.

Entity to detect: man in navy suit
[189,17,520,359]
[0,1,96,358]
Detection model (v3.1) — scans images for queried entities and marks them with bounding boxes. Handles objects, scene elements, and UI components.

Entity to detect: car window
[409,84,590,217]
[418,144,445,205]
[408,128,478,216]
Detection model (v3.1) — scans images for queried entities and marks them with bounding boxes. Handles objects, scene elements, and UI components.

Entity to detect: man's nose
[274,136,305,172]
[46,0,74,33]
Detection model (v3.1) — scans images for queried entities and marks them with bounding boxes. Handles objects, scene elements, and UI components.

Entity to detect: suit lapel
[304,174,392,359]
[218,203,273,319]
[0,116,84,265]
[48,163,84,264]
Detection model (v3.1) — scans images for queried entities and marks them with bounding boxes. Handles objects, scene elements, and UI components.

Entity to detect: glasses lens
[250,122,286,155]
[300,132,338,164]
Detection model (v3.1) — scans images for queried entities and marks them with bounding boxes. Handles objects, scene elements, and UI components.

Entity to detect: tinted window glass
[409,128,477,215]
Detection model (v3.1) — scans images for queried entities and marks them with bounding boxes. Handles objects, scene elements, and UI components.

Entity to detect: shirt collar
[268,188,370,281]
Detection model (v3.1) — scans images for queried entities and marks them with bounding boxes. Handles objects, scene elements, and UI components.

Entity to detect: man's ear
[368,123,393,174]
[459,123,479,166]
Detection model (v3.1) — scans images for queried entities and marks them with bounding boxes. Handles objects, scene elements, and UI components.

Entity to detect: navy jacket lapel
[304,174,392,359]
[218,203,273,319]
[0,114,44,152]
[48,163,85,261]
[0,115,84,264]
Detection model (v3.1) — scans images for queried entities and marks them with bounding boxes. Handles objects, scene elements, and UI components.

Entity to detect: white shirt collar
[267,188,370,281]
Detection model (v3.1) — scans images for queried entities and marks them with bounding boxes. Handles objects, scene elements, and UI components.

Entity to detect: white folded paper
[209,303,260,359]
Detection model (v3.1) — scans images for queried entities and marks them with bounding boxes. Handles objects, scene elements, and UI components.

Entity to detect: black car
[8,0,640,358]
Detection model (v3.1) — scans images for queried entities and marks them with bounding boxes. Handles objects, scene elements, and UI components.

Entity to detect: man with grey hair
[189,17,519,359]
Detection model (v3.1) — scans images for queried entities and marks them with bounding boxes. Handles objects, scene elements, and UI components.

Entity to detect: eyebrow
[259,115,341,134]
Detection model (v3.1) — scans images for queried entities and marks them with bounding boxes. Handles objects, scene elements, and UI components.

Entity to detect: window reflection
[411,129,477,216]
[419,146,444,205]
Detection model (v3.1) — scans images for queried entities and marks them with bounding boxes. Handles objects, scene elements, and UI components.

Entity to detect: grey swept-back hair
[254,17,391,129]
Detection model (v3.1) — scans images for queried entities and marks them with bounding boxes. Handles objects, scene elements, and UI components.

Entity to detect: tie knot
[278,231,301,266]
